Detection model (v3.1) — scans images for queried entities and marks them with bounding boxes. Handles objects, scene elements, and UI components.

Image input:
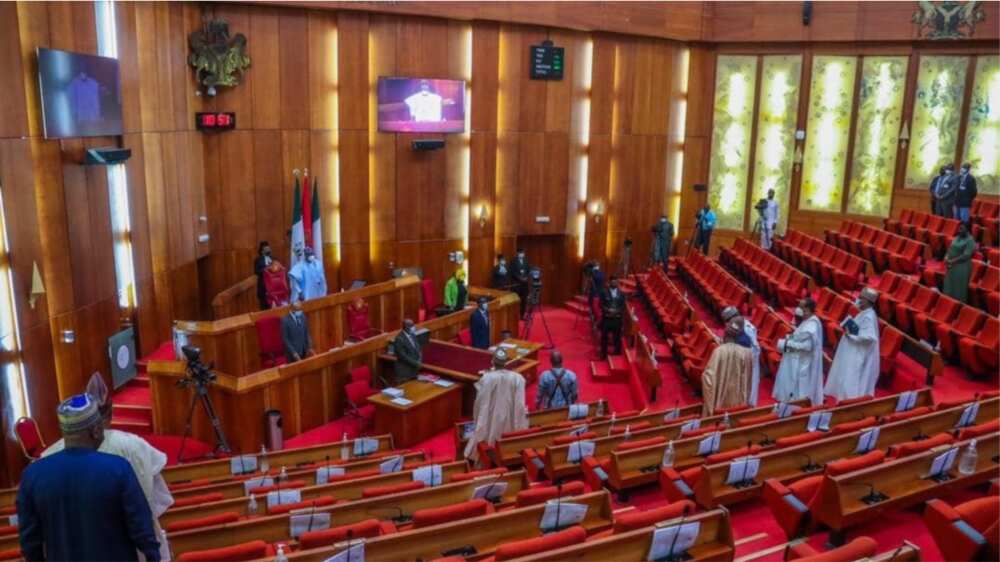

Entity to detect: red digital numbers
[195,112,236,131]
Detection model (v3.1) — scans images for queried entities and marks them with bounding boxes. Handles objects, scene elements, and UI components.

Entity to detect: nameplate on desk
[243,476,274,494]
[290,511,331,538]
[697,432,722,456]
[663,408,681,421]
[381,387,405,398]
[412,464,443,486]
[354,438,379,456]
[433,379,455,388]
[316,466,345,484]
[391,397,414,406]
[8,515,17,527]
[896,390,918,412]
[680,419,701,434]
[266,489,302,509]
[855,427,880,454]
[725,456,761,487]
[924,446,959,481]
[539,501,587,532]
[955,402,979,428]
[230,454,259,475]
[647,521,700,561]
[567,440,596,463]
[570,424,589,437]
[325,541,365,562]
[568,403,589,420]
[472,480,508,501]
[806,411,832,432]
[773,402,799,419]
[379,456,404,474]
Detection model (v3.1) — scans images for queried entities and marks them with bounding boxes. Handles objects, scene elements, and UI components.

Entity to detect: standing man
[954,162,978,222]
[588,262,605,317]
[934,164,958,218]
[470,297,491,350]
[695,204,717,255]
[463,349,528,463]
[652,215,674,270]
[929,166,947,214]
[255,241,273,310]
[535,351,578,410]
[701,318,754,416]
[600,277,627,358]
[510,248,532,318]
[17,394,161,562]
[392,319,423,384]
[281,298,315,363]
[761,190,779,250]
[491,254,511,290]
[825,288,880,401]
[722,306,760,407]
[289,246,327,302]
[772,298,825,406]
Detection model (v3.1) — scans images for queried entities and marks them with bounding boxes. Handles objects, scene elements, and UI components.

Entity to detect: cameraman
[760,189,779,250]
[600,277,626,358]
[651,215,674,270]
[511,248,532,318]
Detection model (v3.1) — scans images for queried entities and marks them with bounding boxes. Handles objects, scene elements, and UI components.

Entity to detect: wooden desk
[490,339,544,382]
[368,380,464,447]
[379,339,539,385]
[454,400,611,456]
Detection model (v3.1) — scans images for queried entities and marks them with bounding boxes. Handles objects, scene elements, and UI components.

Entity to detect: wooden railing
[210,274,258,319]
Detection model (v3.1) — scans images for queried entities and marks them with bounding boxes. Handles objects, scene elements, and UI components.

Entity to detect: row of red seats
[637,268,692,337]
[825,221,926,274]
[747,304,799,379]
[884,209,961,257]
[812,288,904,384]
[924,490,1000,562]
[773,229,866,291]
[971,199,1000,245]
[719,238,809,306]
[921,260,1000,315]
[676,251,751,315]
[873,272,998,376]
[672,321,717,393]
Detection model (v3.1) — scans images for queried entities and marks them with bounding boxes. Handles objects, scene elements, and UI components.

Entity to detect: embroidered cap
[57,393,102,433]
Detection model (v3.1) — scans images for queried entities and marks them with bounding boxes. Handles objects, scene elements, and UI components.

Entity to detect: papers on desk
[697,432,722,456]
[417,374,439,383]
[725,457,761,485]
[955,402,979,428]
[896,390,918,412]
[566,440,596,463]
[316,465,346,484]
[354,437,379,457]
[568,403,589,420]
[290,511,331,538]
[498,342,517,349]
[855,427,881,454]
[539,501,588,532]
[680,419,701,434]
[647,521,701,561]
[266,489,302,509]
[925,447,959,480]
[8,515,17,527]
[472,481,508,502]
[433,379,455,388]
[243,476,274,494]
[381,387,404,398]
[412,464,443,487]
[663,407,681,421]
[570,424,590,437]
[229,454,258,475]
[379,456,404,474]
[390,397,414,406]
[773,402,799,419]
[325,540,365,562]
[807,411,832,433]
[460,422,476,440]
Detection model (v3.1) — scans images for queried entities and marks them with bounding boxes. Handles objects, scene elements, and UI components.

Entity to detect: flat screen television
[37,47,124,139]
[377,77,465,133]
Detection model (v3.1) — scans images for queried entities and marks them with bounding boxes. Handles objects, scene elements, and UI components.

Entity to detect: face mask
[293,309,304,319]
[854,299,864,308]
[517,254,525,260]
[946,170,954,176]
[552,367,563,375]
[263,249,272,257]
[660,218,667,223]
[479,303,488,311]
[794,307,804,317]
[962,168,970,174]
[407,327,416,335]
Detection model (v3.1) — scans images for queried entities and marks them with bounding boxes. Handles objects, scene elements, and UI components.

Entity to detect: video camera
[529,266,543,288]
[178,345,217,388]
[754,198,769,215]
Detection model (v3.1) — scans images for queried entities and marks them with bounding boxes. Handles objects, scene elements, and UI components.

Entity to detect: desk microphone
[790,451,822,473]
[665,504,692,562]
[886,544,907,560]
[912,425,929,441]
[368,505,411,525]
[757,432,775,447]
[346,529,355,562]
[843,481,888,505]
[553,481,563,532]
[477,469,508,505]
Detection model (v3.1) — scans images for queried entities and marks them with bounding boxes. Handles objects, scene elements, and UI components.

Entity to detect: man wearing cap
[825,287,881,401]
[470,297,491,349]
[721,306,760,406]
[701,317,754,416]
[463,348,528,463]
[773,298,825,406]
[17,393,161,562]
[289,245,327,302]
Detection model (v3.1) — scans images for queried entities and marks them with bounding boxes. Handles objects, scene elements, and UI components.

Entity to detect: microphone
[306,502,318,533]
[346,529,354,562]
[553,481,563,532]
[665,504,692,562]
[912,425,929,441]
[477,469,508,505]
[757,432,774,447]
[790,451,822,473]
[367,505,411,525]
[887,544,907,561]
[843,481,888,505]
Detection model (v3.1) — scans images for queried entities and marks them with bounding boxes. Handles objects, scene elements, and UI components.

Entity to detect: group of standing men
[930,162,978,221]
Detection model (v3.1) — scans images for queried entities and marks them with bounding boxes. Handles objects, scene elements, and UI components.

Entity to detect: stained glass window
[800,56,857,212]
[962,55,1000,195]
[751,55,801,232]
[847,56,907,217]
[707,55,758,230]
[904,56,969,188]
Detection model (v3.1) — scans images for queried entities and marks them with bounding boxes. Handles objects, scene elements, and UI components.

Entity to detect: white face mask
[794,307,804,317]
[854,299,864,308]
[552,367,563,374]
[479,303,488,311]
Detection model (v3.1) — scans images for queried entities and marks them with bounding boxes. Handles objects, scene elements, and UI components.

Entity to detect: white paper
[472,481,509,501]
[8,515,18,527]
[774,402,799,419]
[680,419,701,434]
[570,424,589,437]
[316,466,346,484]
[664,408,681,421]
[955,402,980,428]
[807,411,832,432]
[229,454,259,475]
[539,501,588,531]
[460,422,476,440]
[433,379,455,388]
[647,521,701,560]
[266,489,302,509]
[499,342,517,349]
[353,438,379,456]
[697,432,721,456]
[895,391,918,412]
[412,464,443,487]
[324,541,365,562]
[243,476,275,494]
[566,440,596,463]
[381,387,404,398]
[927,447,959,478]
[568,403,589,420]
[379,456,404,474]
[724,457,761,485]
[390,397,414,406]
[290,512,332,538]
[855,427,881,454]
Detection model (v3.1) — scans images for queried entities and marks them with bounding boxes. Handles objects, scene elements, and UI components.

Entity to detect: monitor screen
[37,47,124,139]
[377,77,465,133]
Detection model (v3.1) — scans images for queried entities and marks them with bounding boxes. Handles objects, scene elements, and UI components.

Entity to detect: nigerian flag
[290,173,305,268]
[311,176,323,265]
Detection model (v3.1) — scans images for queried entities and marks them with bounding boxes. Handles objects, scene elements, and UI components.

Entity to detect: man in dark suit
[934,164,958,217]
[392,319,423,384]
[281,298,314,363]
[954,162,978,222]
[470,297,491,349]
[491,254,511,289]
[588,262,605,318]
[928,166,946,214]
[510,248,532,318]
[600,277,627,358]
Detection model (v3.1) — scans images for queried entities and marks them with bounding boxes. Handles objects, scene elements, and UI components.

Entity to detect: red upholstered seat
[515,481,586,507]
[881,405,932,423]
[493,526,587,561]
[502,427,542,439]
[267,495,337,515]
[615,436,666,451]
[169,478,211,492]
[925,496,1000,562]
[346,303,381,341]
[957,419,1000,441]
[298,519,397,550]
[552,431,597,445]
[936,306,988,360]
[741,412,779,425]
[706,445,762,464]
[350,365,372,382]
[248,479,307,495]
[831,416,876,434]
[827,450,886,475]
[14,417,45,461]
[887,432,954,459]
[659,466,704,503]
[609,421,652,435]
[612,500,697,534]
[344,380,377,431]
[836,395,873,406]
[0,549,21,561]
[776,431,826,448]
[170,492,225,509]
[165,511,240,533]
[254,316,287,368]
[785,536,879,562]
[177,540,272,562]
[449,467,508,482]
[958,316,999,376]
[0,526,15,537]
[413,499,493,528]
[362,480,426,498]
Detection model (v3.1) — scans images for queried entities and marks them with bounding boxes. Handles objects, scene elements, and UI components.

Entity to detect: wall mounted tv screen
[377,77,466,133]
[37,47,124,139]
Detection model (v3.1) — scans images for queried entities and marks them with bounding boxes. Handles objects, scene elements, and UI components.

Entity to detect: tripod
[177,375,232,464]
[521,285,555,350]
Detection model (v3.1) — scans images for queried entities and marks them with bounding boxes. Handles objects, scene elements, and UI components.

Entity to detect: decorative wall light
[793,145,803,172]
[29,261,45,309]
[476,204,489,229]
[588,201,605,223]
[899,122,910,149]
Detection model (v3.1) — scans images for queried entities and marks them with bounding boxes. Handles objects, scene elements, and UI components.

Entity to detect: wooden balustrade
[210,274,259,319]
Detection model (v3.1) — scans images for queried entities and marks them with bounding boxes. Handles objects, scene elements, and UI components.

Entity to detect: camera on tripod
[529,267,542,289]
[754,198,769,216]
[177,345,216,388]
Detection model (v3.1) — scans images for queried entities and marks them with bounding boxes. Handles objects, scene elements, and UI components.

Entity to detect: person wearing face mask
[281,298,315,363]
[392,318,423,384]
[943,221,977,303]
[651,215,674,269]
[700,318,753,416]
[694,204,717,255]
[470,297,491,350]
[934,163,958,218]
[953,162,977,222]
[255,241,274,310]
[928,166,947,214]
[600,277,627,358]
[463,348,528,463]
[492,254,511,290]
[773,298,824,406]
[444,268,469,312]
[588,262,605,316]
[535,351,578,410]
[511,249,532,318]
[760,189,779,250]
[721,306,760,406]
[288,246,327,302]
[824,287,880,401]
[17,394,162,562]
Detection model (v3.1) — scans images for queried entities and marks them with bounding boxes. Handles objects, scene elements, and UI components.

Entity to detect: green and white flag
[290,172,305,268]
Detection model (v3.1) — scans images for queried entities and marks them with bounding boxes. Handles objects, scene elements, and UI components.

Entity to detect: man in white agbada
[722,306,760,406]
[43,373,173,560]
[773,297,825,406]
[463,348,528,464]
[404,80,444,122]
[760,189,779,250]
[289,246,327,302]
[824,287,880,401]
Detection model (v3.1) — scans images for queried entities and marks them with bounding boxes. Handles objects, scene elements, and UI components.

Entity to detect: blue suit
[470,308,490,349]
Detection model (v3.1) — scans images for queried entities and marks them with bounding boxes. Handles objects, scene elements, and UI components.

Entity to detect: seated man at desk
[392,319,424,384]
[281,298,315,363]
